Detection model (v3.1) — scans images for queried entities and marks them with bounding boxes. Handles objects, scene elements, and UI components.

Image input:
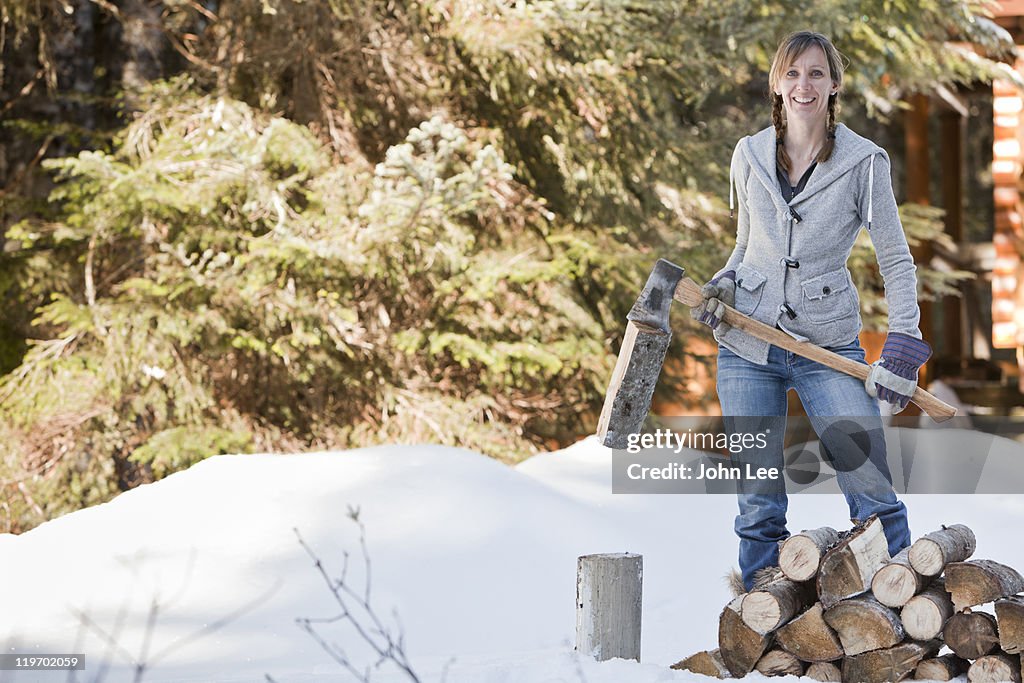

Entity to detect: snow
[2,433,1023,682]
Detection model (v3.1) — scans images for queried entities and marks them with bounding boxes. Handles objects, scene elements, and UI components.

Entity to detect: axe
[596,259,957,449]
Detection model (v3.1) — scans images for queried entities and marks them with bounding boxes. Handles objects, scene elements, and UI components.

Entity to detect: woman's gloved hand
[690,270,736,335]
[864,332,932,412]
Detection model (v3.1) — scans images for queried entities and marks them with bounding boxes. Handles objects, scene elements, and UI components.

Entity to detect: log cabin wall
[993,2,1024,392]
[991,73,1022,352]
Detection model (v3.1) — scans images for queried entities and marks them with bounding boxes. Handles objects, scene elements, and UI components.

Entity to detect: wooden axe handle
[674,276,956,421]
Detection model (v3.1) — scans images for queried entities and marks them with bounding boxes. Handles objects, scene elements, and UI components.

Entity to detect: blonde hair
[768,31,846,172]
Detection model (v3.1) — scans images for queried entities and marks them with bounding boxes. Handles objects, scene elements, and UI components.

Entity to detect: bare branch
[294,521,421,682]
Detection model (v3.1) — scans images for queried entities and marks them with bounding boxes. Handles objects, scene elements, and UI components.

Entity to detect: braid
[771,93,790,173]
[819,93,839,163]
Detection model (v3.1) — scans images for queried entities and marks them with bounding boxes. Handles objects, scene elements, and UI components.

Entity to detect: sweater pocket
[800,268,858,323]
[734,262,767,315]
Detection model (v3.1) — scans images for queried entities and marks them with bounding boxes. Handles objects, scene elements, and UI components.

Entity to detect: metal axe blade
[597,259,685,449]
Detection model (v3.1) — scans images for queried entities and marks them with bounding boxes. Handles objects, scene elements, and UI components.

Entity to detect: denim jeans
[717,339,911,590]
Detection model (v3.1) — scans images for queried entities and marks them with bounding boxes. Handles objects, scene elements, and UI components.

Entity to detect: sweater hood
[730,123,886,224]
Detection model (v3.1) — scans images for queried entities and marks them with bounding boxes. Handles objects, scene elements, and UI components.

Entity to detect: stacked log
[901,579,954,641]
[674,520,1024,682]
[913,653,969,680]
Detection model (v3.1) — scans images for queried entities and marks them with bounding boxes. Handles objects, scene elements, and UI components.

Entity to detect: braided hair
[769,31,845,173]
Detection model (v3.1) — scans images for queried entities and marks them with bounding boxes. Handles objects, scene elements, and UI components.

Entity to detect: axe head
[597,259,685,449]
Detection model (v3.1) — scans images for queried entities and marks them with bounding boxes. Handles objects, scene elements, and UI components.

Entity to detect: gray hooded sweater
[714,122,922,365]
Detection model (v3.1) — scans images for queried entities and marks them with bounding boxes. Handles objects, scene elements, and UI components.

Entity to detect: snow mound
[2,433,1023,681]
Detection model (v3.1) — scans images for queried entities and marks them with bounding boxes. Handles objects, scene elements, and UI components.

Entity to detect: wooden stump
[908,524,976,576]
[740,577,815,634]
[968,652,1023,683]
[817,516,889,608]
[670,649,730,678]
[805,661,843,682]
[914,654,970,681]
[946,560,1024,612]
[901,579,954,641]
[945,610,1000,659]
[779,527,840,582]
[823,595,904,656]
[575,553,642,661]
[843,640,941,683]
[996,596,1024,655]
[774,602,844,663]
[718,595,771,677]
[872,547,926,608]
[754,648,804,677]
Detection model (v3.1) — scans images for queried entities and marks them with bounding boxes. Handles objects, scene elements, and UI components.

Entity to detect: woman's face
[775,45,836,128]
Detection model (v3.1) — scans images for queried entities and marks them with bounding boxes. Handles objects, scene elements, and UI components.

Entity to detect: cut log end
[968,653,1023,683]
[824,595,904,657]
[945,611,1000,660]
[779,536,820,582]
[947,560,1024,612]
[718,596,770,677]
[754,649,804,677]
[914,654,970,681]
[774,602,844,663]
[779,528,839,582]
[741,591,782,634]
[817,517,889,609]
[844,640,941,683]
[908,525,977,577]
[671,649,730,678]
[901,579,953,642]
[908,538,945,576]
[805,661,842,682]
[872,562,920,608]
[740,578,814,635]
[996,596,1024,655]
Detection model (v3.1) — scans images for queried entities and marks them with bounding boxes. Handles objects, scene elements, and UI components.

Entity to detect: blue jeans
[717,339,911,590]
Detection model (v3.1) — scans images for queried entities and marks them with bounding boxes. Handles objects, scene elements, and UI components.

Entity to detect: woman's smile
[777,45,834,123]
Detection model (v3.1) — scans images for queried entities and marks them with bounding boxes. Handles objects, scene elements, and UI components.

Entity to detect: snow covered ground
[2,433,1024,682]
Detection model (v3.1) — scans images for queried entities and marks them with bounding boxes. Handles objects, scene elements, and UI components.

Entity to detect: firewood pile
[672,519,1024,682]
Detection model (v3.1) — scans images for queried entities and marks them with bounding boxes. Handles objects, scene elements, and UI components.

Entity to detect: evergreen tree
[0,0,1013,531]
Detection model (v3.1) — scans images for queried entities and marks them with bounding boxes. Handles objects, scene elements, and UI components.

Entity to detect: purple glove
[864,333,932,412]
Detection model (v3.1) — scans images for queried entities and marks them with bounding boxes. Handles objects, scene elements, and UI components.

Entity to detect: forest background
[0,0,1016,533]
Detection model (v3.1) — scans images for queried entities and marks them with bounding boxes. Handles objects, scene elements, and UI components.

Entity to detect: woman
[692,31,929,591]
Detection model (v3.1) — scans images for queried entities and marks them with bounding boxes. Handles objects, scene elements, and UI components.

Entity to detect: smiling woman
[769,33,845,184]
[688,30,933,592]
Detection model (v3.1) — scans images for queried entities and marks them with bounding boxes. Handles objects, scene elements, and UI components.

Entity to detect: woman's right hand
[690,271,736,335]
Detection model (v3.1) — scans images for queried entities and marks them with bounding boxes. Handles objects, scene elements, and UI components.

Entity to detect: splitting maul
[596,259,956,449]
